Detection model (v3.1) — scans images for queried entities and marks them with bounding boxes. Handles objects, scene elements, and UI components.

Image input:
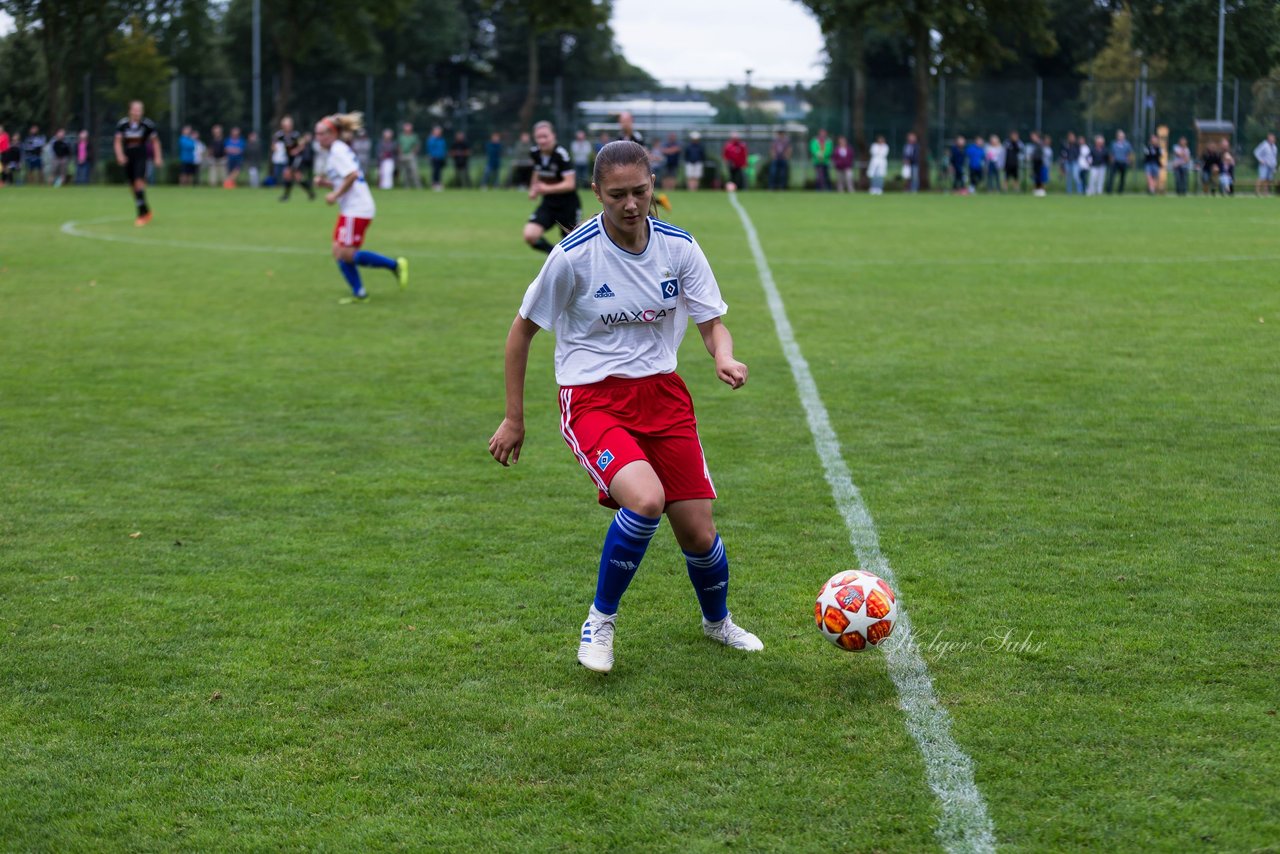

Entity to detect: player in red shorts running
[489,139,762,673]
[313,112,408,304]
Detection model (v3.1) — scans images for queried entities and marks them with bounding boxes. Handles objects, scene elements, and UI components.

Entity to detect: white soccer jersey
[324,139,376,219]
[519,214,728,386]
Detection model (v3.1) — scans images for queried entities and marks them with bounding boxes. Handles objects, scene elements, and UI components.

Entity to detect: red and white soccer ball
[815,570,898,651]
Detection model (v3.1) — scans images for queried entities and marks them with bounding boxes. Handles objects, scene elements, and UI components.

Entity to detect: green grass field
[2,185,1277,852]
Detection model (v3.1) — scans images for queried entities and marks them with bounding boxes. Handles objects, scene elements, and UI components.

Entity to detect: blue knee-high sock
[338,260,364,296]
[593,508,660,615]
[684,535,729,622]
[354,249,397,270]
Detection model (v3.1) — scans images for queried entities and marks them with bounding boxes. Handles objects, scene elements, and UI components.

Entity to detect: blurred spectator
[1075,136,1091,194]
[426,125,447,190]
[768,130,791,190]
[245,131,262,188]
[617,111,643,145]
[51,128,71,187]
[661,132,681,191]
[570,129,592,186]
[482,131,503,190]
[1087,135,1108,195]
[191,130,206,185]
[965,136,984,191]
[1039,134,1053,196]
[949,135,966,191]
[1107,130,1131,194]
[450,130,471,188]
[225,127,245,187]
[1200,142,1222,195]
[270,127,288,185]
[1061,132,1080,194]
[207,124,227,187]
[1143,135,1162,195]
[24,126,45,184]
[351,127,372,176]
[594,130,610,155]
[867,134,888,195]
[833,135,854,192]
[75,130,93,184]
[179,125,197,185]
[1253,132,1276,197]
[810,128,832,191]
[722,131,747,190]
[648,142,664,185]
[683,131,704,191]
[1170,136,1191,196]
[1028,131,1045,196]
[901,132,919,192]
[1219,149,1235,195]
[1004,131,1022,191]
[2,132,20,184]
[399,122,423,189]
[378,129,397,189]
[0,125,8,163]
[984,134,1003,191]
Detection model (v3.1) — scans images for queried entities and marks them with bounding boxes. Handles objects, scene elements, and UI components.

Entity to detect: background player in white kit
[313,113,409,304]
[489,140,762,673]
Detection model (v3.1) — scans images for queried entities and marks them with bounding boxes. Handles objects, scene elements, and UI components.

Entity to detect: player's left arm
[151,128,163,167]
[326,171,357,205]
[697,317,747,390]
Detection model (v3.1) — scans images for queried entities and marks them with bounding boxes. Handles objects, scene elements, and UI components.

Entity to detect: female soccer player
[113,100,163,227]
[522,120,580,254]
[489,140,763,674]
[313,113,408,304]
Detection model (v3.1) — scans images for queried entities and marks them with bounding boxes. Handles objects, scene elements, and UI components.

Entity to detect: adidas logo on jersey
[593,284,615,299]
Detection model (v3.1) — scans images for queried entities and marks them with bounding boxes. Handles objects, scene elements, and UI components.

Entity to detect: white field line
[768,252,1280,269]
[61,217,316,255]
[59,217,529,261]
[729,192,998,854]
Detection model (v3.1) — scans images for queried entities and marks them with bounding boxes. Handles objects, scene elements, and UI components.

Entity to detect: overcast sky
[610,0,827,87]
[0,1,828,87]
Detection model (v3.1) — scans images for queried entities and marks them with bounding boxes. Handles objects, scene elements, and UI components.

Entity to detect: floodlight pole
[1215,0,1224,121]
[252,0,262,138]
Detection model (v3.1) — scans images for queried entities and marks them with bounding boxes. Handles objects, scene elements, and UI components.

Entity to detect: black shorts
[529,194,581,235]
[125,152,149,182]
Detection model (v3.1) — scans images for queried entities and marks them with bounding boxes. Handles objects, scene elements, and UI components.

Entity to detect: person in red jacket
[721,131,747,191]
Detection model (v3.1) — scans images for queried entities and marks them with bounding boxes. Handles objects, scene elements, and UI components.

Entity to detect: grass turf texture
[1,186,1277,851]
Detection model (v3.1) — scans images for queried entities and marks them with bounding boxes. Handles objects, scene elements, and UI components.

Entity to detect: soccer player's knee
[683,528,717,554]
[632,491,665,519]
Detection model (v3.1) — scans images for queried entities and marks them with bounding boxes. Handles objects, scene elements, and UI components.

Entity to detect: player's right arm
[488,315,541,466]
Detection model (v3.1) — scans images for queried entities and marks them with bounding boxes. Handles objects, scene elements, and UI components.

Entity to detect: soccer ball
[814,570,897,651]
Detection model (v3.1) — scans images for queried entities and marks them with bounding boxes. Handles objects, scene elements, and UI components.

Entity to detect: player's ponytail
[592,140,650,185]
[324,112,364,142]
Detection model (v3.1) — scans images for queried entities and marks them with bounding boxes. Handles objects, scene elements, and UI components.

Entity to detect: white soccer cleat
[703,612,764,652]
[578,605,617,673]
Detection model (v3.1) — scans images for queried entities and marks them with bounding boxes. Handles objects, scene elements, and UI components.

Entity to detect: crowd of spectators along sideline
[2,119,1275,198]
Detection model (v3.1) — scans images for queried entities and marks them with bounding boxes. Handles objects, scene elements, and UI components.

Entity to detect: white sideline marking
[61,217,315,255]
[60,217,530,261]
[729,192,998,854]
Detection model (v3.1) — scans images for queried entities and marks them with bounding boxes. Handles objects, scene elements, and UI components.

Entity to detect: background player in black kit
[113,100,163,227]
[522,121,580,254]
[274,117,314,201]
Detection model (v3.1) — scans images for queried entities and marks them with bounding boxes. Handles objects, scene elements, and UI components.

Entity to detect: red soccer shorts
[333,215,372,248]
[558,372,717,509]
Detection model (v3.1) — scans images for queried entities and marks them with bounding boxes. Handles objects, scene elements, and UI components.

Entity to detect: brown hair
[592,140,650,185]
